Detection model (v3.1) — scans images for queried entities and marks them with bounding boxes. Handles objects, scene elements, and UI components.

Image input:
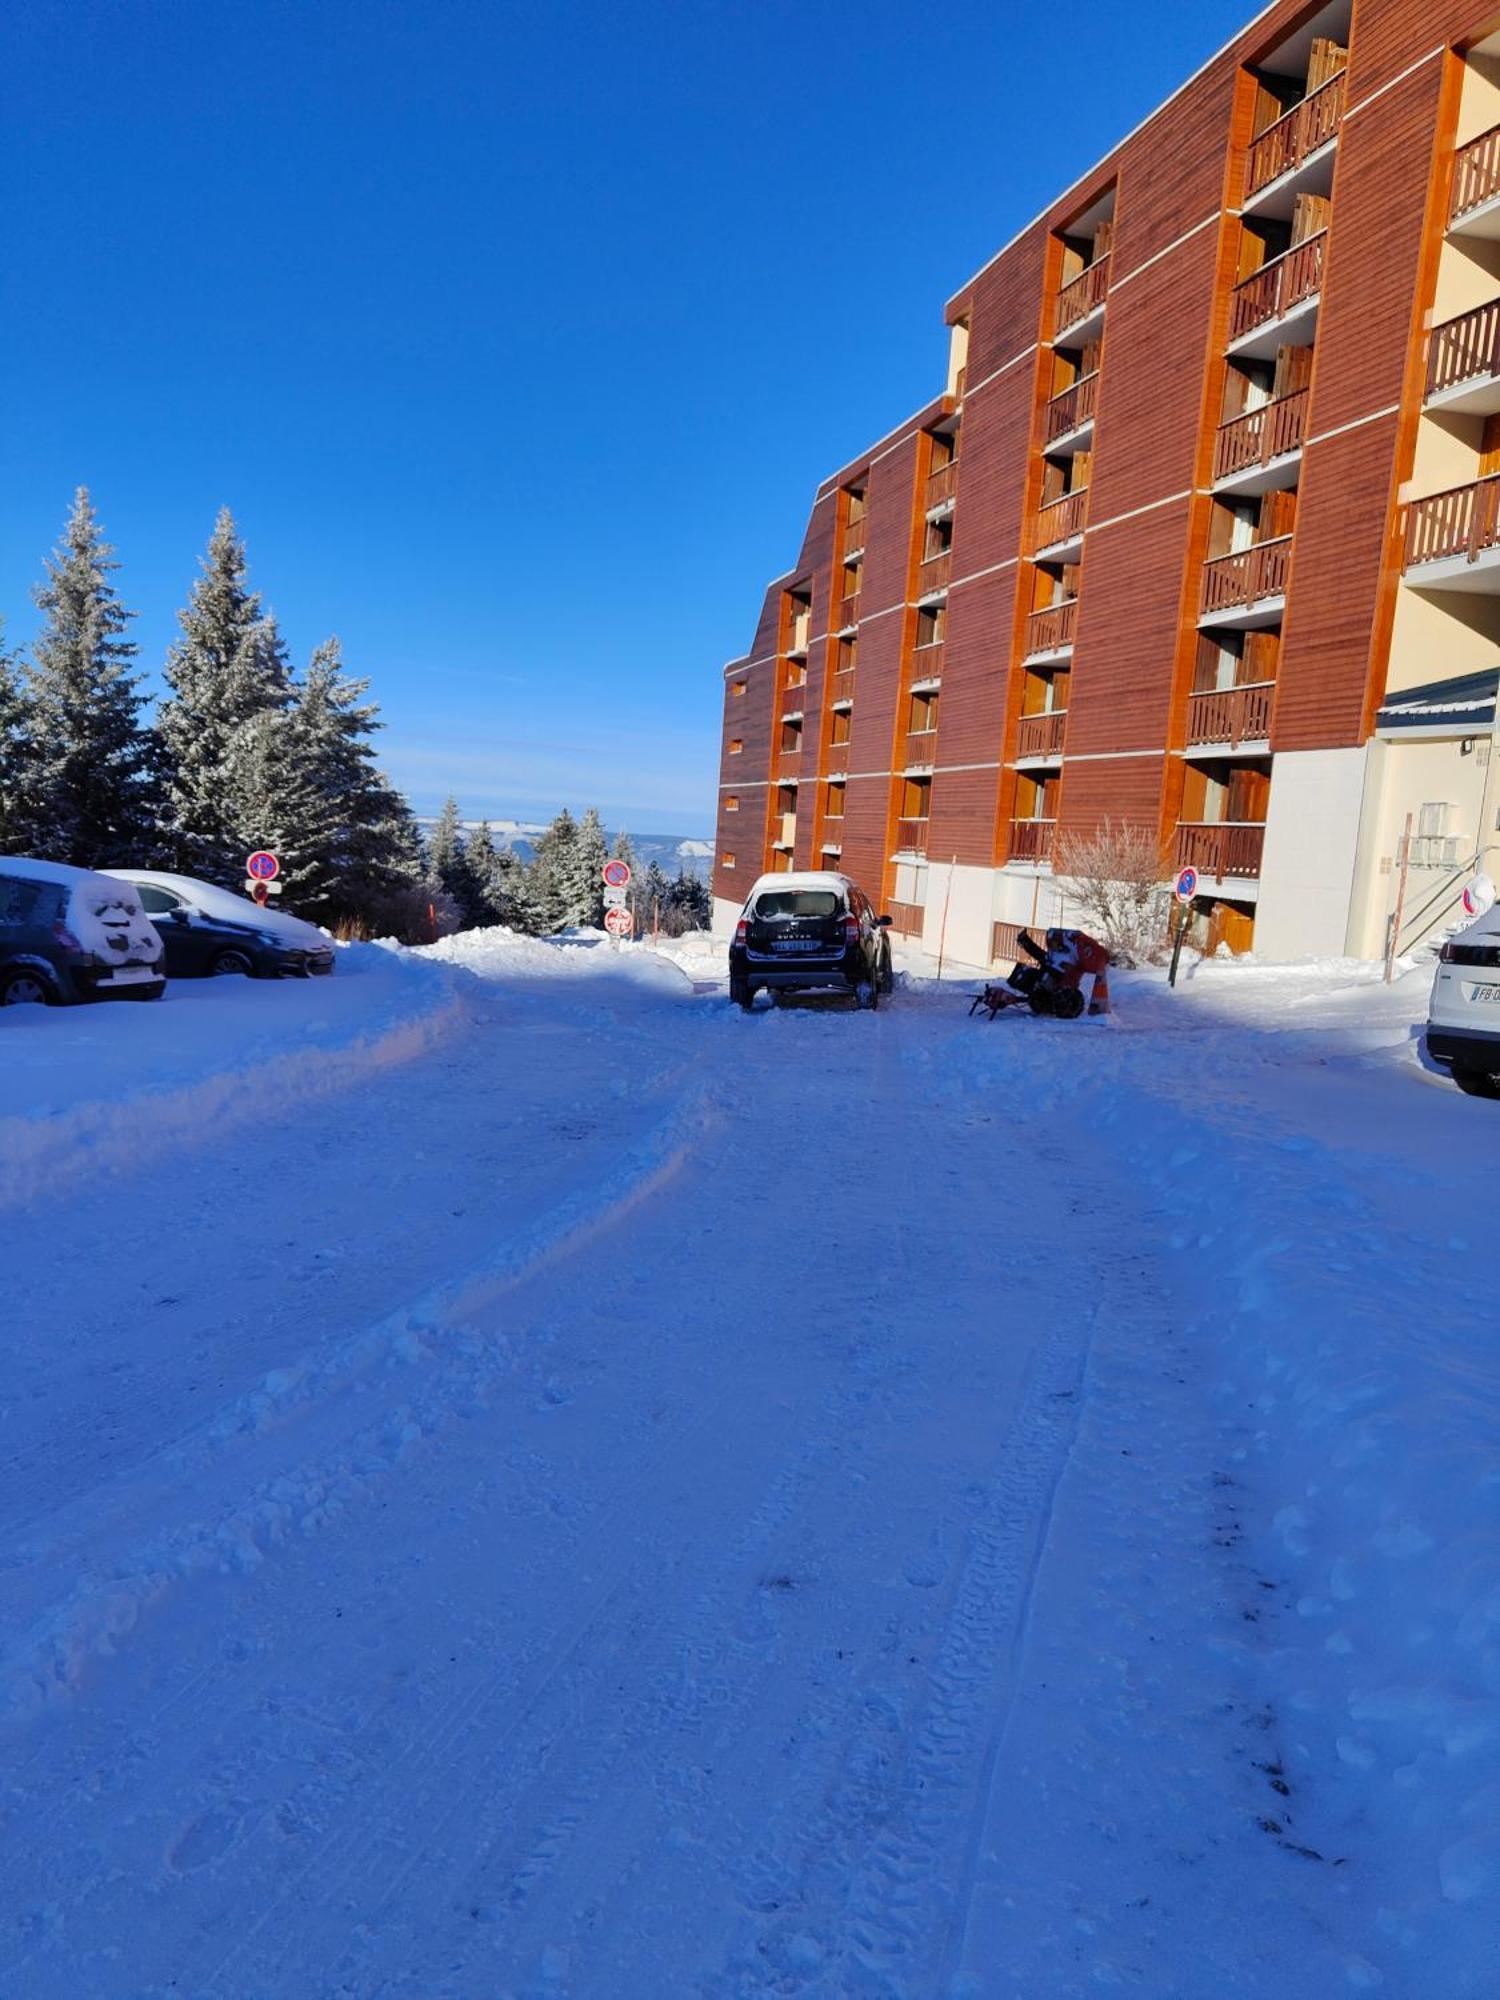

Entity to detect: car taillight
[1440,942,1455,962]
[843,913,860,947]
[734,918,748,946]
[53,919,82,951]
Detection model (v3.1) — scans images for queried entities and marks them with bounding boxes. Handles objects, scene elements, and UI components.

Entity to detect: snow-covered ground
[0,930,1494,1996]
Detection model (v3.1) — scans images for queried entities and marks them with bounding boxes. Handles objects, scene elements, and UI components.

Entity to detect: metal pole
[1168,904,1190,988]
[935,855,957,981]
[1385,811,1413,983]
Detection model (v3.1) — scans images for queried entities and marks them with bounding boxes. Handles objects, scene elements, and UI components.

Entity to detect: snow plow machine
[969,927,1111,1021]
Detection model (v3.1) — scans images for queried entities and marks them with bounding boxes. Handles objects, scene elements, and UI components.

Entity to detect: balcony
[777,746,803,777]
[1034,488,1087,560]
[1212,388,1308,493]
[1015,709,1068,762]
[1450,124,1500,238]
[1044,372,1099,450]
[1185,682,1274,750]
[918,549,953,595]
[1244,69,1344,213]
[1426,299,1500,414]
[1174,821,1265,883]
[894,817,930,857]
[1200,536,1292,628]
[844,513,869,556]
[926,460,958,509]
[991,921,1029,965]
[1056,256,1109,342]
[1227,232,1325,359]
[836,593,861,631]
[828,667,856,705]
[779,689,805,719]
[1009,818,1057,864]
[888,900,926,937]
[911,638,945,678]
[1404,474,1500,592]
[1024,598,1077,660]
[904,728,938,769]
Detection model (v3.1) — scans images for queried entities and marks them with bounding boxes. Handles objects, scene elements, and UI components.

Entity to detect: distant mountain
[414,817,714,880]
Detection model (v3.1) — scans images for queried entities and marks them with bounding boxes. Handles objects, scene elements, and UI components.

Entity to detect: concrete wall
[1255,747,1369,957]
[1347,732,1498,954]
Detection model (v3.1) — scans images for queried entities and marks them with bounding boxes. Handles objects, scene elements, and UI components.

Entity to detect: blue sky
[2,0,1250,833]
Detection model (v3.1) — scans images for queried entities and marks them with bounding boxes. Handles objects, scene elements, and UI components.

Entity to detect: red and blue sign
[1174,866,1198,904]
[247,851,280,882]
[602,859,631,889]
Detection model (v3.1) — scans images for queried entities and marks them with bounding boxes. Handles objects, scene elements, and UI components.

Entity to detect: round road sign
[1174,866,1199,904]
[602,858,632,890]
[247,850,280,882]
[604,906,634,937]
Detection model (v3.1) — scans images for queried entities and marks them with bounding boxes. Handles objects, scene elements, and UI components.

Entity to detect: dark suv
[729,872,894,1011]
[0,858,166,1005]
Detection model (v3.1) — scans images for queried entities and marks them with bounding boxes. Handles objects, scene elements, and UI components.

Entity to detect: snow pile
[420,923,693,999]
[0,943,466,1208]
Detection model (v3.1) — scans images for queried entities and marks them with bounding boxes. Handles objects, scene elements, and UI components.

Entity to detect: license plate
[772,938,824,953]
[1467,982,1500,1005]
[99,966,154,986]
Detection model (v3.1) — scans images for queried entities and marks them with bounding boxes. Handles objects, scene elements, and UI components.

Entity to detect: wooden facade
[713,0,1492,953]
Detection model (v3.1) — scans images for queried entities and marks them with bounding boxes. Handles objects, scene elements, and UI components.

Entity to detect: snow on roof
[745,870,852,894]
[1376,669,1499,733]
[0,854,121,886]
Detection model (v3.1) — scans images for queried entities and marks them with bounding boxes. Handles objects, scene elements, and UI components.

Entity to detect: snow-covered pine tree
[460,818,501,926]
[574,807,608,928]
[158,509,291,883]
[426,796,476,920]
[220,700,339,916]
[668,867,711,935]
[0,619,31,853]
[20,489,159,868]
[640,857,671,938]
[528,806,580,932]
[489,844,539,931]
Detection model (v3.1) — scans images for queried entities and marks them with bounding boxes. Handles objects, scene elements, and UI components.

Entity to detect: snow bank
[0,944,466,1209]
[419,923,694,999]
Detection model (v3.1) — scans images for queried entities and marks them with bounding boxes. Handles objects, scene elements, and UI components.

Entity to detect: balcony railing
[1016,709,1067,759]
[1213,388,1309,480]
[911,638,945,676]
[1174,822,1265,879]
[1246,69,1345,197]
[1009,818,1057,864]
[991,921,1029,965]
[780,688,804,718]
[1056,256,1110,337]
[777,746,802,774]
[1428,299,1500,399]
[926,460,958,508]
[919,549,953,593]
[1405,474,1500,567]
[1035,488,1088,552]
[1025,598,1077,656]
[1201,535,1293,614]
[843,520,868,559]
[895,817,930,856]
[1186,682,1274,749]
[1452,123,1500,224]
[1044,371,1099,444]
[1229,231,1326,342]
[828,667,856,705]
[836,594,861,629]
[904,728,938,766]
[888,900,925,936]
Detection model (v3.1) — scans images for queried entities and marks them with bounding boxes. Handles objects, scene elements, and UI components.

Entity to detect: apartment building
[711,0,1500,969]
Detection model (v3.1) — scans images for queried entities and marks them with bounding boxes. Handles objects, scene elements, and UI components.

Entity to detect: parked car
[1427,900,1500,1097]
[105,870,335,979]
[728,871,893,1011]
[0,857,166,1005]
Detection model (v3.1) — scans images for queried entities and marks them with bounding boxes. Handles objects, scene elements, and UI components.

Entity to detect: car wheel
[0,968,55,1006]
[209,948,256,978]
[729,978,754,1013]
[878,948,894,996]
[1452,1065,1500,1099]
[856,979,879,1011]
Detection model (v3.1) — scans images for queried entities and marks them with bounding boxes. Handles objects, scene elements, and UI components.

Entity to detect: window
[901,774,931,818]
[754,889,840,920]
[840,558,861,599]
[0,877,46,925]
[729,738,743,755]
[929,429,957,474]
[916,602,946,648]
[923,513,954,560]
[781,718,803,753]
[825,781,846,819]
[777,783,798,815]
[908,689,939,733]
[830,708,851,747]
[845,485,867,536]
[836,635,857,674]
[731,679,747,699]
[725,795,739,812]
[721,852,736,868]
[135,885,183,914]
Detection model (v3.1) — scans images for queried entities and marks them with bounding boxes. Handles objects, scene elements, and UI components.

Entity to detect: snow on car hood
[108,870,329,948]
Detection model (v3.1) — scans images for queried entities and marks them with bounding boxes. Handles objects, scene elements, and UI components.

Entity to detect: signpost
[604,906,634,938]
[602,859,632,890]
[244,851,283,899]
[1168,865,1198,989]
[602,859,633,938]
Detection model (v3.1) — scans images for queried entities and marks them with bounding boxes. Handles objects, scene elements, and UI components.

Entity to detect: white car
[1427,900,1500,1097]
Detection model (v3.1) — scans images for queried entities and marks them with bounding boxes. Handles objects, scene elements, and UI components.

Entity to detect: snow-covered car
[0,857,166,1006]
[728,870,893,1011]
[1427,900,1500,1097]
[105,870,335,980]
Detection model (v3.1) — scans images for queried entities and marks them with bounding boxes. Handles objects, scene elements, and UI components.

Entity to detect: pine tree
[463,818,501,923]
[426,796,476,920]
[221,702,338,913]
[20,488,159,868]
[158,508,291,882]
[0,620,31,852]
[574,807,608,929]
[490,845,539,931]
[668,867,711,935]
[528,806,580,932]
[640,858,671,938]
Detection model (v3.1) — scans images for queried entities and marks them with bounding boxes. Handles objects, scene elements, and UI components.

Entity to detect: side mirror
[167,908,190,924]
[877,914,893,927]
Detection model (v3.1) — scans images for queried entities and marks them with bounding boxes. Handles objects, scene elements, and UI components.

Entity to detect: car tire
[729,978,754,1013]
[1452,1065,1500,1099]
[208,948,256,978]
[878,948,894,996]
[856,978,879,1011]
[0,967,56,1007]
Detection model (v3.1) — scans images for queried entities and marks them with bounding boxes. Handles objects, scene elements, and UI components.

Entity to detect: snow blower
[969,928,1111,1020]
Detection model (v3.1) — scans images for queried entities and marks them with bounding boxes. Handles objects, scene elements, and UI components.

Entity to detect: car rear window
[753,890,840,920]
[0,877,48,925]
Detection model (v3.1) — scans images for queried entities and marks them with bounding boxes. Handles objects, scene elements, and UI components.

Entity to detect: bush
[1055,818,1171,966]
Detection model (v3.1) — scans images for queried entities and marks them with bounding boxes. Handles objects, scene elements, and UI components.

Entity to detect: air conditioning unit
[1417,800,1455,838]
[1409,834,1462,869]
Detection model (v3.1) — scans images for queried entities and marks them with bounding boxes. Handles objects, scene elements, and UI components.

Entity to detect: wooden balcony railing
[895,817,930,856]
[1452,123,1500,223]
[1174,822,1266,879]
[779,688,805,718]
[843,519,868,558]
[1405,474,1500,567]
[1246,69,1346,197]
[828,668,856,705]
[836,594,861,629]
[1056,256,1110,337]
[1186,682,1274,748]
[1229,230,1326,342]
[1025,598,1077,656]
[777,747,802,775]
[910,638,945,676]
[1016,709,1068,759]
[926,460,958,508]
[1213,387,1309,480]
[1035,488,1088,551]
[888,900,925,936]
[1009,818,1057,864]
[1428,299,1500,398]
[991,921,1029,965]
[904,728,938,767]
[1044,371,1099,444]
[1201,534,1293,614]
[919,549,953,593]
